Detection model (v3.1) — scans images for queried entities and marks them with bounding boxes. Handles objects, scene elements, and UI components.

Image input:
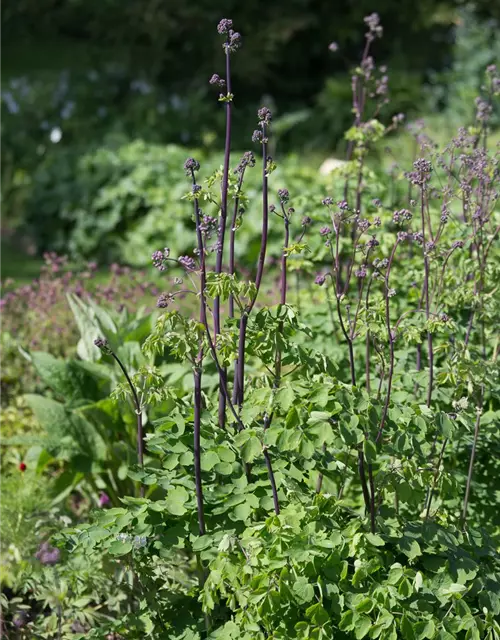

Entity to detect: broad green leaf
[201,450,220,471]
[108,540,133,556]
[355,615,372,639]
[241,436,262,463]
[365,533,385,547]
[293,577,315,604]
[165,486,189,515]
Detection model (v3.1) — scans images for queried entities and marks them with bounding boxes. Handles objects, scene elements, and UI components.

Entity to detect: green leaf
[400,614,415,640]
[241,436,262,463]
[293,577,315,604]
[108,540,133,556]
[201,450,220,471]
[355,615,372,639]
[306,602,329,626]
[355,597,374,613]
[399,537,421,561]
[276,386,295,411]
[365,533,385,547]
[232,502,252,522]
[387,563,404,585]
[165,486,189,515]
[339,610,354,632]
[363,439,377,463]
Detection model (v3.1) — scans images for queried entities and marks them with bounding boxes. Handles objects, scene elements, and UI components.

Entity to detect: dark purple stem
[376,239,400,443]
[214,45,233,431]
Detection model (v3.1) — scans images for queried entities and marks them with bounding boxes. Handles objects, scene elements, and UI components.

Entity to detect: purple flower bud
[452,240,464,249]
[301,216,312,226]
[322,197,334,206]
[440,313,449,323]
[209,74,226,88]
[178,256,196,271]
[355,266,367,278]
[328,42,339,52]
[320,226,331,236]
[257,107,272,124]
[315,274,326,286]
[278,188,289,203]
[183,157,200,174]
[217,19,233,35]
[94,338,112,355]
[157,293,173,308]
[252,130,263,143]
[337,200,349,211]
[235,151,255,173]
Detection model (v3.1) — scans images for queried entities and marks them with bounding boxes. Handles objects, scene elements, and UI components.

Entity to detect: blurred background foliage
[1,0,500,266]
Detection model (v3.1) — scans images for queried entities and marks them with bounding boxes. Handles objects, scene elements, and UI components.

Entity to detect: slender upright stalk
[189,161,207,536]
[376,238,400,443]
[214,35,233,431]
[462,389,484,528]
[234,116,270,407]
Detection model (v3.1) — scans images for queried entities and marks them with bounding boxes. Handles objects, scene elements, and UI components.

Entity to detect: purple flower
[152,248,170,271]
[278,188,289,203]
[315,274,326,286]
[257,107,272,124]
[301,216,312,226]
[35,542,60,565]
[157,293,173,309]
[217,19,233,34]
[322,197,333,206]
[227,31,242,52]
[397,231,408,242]
[355,266,367,278]
[178,256,196,271]
[440,313,450,323]
[364,13,383,38]
[209,74,226,88]
[235,151,255,173]
[328,42,339,52]
[252,130,263,143]
[393,209,412,224]
[320,226,331,236]
[337,200,349,211]
[99,492,110,507]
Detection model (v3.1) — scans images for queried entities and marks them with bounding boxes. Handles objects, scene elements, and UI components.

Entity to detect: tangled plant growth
[3,14,500,640]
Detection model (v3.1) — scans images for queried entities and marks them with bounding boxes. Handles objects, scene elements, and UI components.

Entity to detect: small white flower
[50,127,62,144]
[116,533,130,542]
[133,536,147,549]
